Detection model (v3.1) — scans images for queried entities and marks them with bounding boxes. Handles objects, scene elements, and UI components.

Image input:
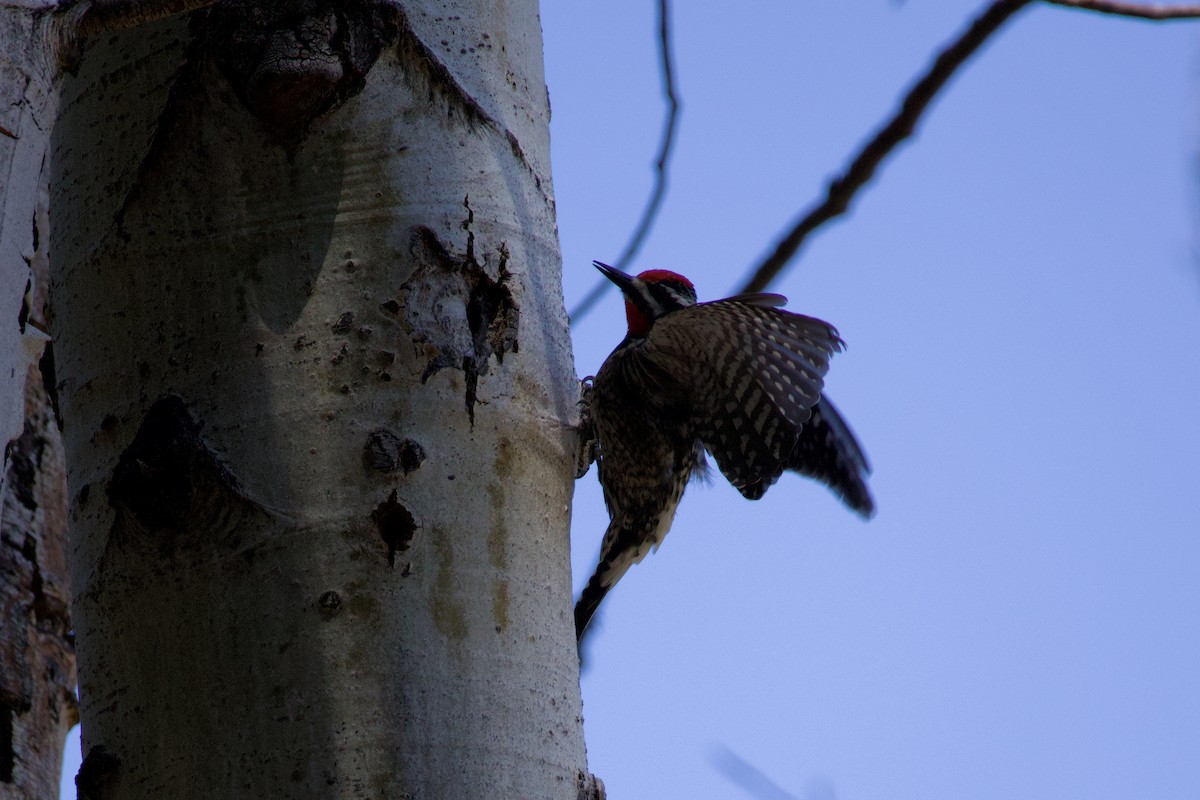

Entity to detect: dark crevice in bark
[75,744,121,800]
[17,278,31,332]
[370,489,417,568]
[399,219,518,425]
[0,707,12,782]
[38,343,61,432]
[105,396,271,560]
[197,0,399,137]
[5,421,43,513]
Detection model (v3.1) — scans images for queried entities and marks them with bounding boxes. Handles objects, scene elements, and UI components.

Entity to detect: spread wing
[642,299,843,499]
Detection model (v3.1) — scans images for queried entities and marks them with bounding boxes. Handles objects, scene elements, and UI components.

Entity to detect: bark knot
[370,489,417,568]
[363,431,425,475]
[197,0,400,138]
[106,396,258,552]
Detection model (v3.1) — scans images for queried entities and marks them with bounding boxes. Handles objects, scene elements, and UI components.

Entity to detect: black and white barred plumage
[574,262,873,642]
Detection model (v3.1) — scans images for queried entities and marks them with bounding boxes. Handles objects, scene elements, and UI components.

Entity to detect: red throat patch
[624,299,653,337]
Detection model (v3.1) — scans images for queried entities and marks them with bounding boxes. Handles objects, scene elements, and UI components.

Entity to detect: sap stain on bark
[486,480,507,573]
[363,430,425,475]
[197,0,400,137]
[75,745,121,800]
[491,580,510,633]
[486,438,513,569]
[430,525,468,641]
[396,222,519,424]
[486,501,509,631]
[370,489,417,568]
[106,396,261,549]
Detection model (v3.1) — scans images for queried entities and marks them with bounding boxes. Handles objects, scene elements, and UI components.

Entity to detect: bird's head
[594,261,697,338]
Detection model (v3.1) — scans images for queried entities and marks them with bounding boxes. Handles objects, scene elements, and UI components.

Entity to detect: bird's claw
[575,376,598,478]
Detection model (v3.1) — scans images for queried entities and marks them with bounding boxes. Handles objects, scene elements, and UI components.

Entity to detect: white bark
[51,3,589,797]
[0,1,57,525]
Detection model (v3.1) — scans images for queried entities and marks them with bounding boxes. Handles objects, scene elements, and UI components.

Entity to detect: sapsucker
[574,261,873,641]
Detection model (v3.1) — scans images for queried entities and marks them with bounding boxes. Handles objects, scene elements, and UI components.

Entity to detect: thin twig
[569,0,680,325]
[1043,0,1200,18]
[736,0,1034,294]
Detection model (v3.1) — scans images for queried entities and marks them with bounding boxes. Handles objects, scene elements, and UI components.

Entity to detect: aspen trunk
[0,6,77,798]
[50,3,591,797]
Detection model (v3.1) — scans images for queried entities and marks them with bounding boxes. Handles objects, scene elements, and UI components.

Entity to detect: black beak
[593,261,636,293]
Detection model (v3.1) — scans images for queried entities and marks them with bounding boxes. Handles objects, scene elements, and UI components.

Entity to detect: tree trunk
[0,1,57,505]
[50,2,591,797]
[0,6,78,798]
[1,348,77,800]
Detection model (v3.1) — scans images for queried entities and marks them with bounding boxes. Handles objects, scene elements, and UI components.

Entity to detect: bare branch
[569,0,680,325]
[1043,0,1200,18]
[735,0,1034,294]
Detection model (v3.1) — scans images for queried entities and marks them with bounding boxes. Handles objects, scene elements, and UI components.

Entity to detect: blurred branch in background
[710,745,800,800]
[736,0,1033,294]
[1042,0,1200,19]
[568,0,680,324]
[736,0,1200,295]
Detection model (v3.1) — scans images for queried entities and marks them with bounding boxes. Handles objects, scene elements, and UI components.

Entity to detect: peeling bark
[0,11,77,795]
[1,360,77,800]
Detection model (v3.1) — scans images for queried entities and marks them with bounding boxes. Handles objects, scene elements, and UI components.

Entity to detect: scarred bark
[51,2,588,797]
[0,7,77,798]
[1,358,77,800]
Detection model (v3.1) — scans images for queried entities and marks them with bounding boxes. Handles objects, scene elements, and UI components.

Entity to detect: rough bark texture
[51,1,587,797]
[1,5,78,799]
[1,360,77,800]
[1,3,58,490]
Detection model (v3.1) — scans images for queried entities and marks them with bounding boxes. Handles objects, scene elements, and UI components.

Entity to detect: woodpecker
[575,261,873,641]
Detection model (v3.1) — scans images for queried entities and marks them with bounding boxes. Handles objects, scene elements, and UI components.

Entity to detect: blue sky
[59,4,1200,798]
[546,3,1200,799]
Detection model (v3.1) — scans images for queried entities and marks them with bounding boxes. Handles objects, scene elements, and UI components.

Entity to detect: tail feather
[575,517,666,644]
[788,395,875,517]
[574,572,611,643]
